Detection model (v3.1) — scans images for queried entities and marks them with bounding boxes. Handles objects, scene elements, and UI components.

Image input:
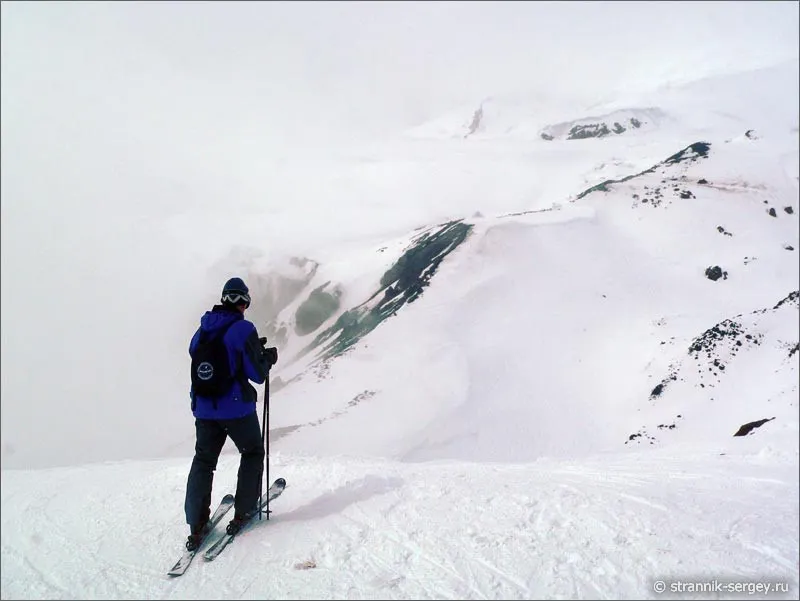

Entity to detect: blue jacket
[189,305,270,420]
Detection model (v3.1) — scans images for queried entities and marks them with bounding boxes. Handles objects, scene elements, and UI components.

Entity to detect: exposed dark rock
[679,190,694,199]
[733,417,774,436]
[785,245,795,251]
[301,221,473,361]
[647,293,793,416]
[259,257,320,342]
[575,142,711,201]
[664,142,710,165]
[784,206,794,214]
[612,122,626,134]
[577,181,612,199]
[540,133,554,141]
[744,129,758,139]
[348,390,376,407]
[626,416,682,445]
[499,207,556,218]
[698,178,709,184]
[705,266,728,281]
[689,320,745,355]
[630,117,642,128]
[567,123,611,140]
[768,208,777,217]
[634,185,670,207]
[465,105,484,138]
[379,223,469,297]
[717,226,733,237]
[772,290,799,310]
[294,283,342,336]
[649,365,679,401]
[625,429,656,445]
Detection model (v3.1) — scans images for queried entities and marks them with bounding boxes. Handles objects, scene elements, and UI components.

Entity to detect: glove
[257,337,278,367]
[262,346,278,367]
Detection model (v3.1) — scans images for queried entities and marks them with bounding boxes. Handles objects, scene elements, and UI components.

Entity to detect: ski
[203,477,286,562]
[167,493,235,577]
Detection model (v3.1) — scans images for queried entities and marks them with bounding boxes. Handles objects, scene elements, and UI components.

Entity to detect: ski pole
[260,367,270,521]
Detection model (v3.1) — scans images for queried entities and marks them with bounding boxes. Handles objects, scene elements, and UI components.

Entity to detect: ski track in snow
[2,446,797,600]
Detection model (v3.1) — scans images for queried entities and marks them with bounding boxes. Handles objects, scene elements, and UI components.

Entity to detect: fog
[1,1,797,469]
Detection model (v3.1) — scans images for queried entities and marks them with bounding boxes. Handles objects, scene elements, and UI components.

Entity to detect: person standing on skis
[184,277,278,551]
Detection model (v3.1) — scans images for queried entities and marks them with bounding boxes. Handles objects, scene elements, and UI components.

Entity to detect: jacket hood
[199,305,243,335]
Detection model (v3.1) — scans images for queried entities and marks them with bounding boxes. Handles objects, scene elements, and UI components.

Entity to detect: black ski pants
[184,412,265,527]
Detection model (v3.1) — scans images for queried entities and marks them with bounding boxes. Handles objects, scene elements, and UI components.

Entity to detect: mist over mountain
[1,3,798,599]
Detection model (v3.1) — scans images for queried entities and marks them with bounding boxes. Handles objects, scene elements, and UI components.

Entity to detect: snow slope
[263,128,799,465]
[1,43,798,601]
[1,437,797,600]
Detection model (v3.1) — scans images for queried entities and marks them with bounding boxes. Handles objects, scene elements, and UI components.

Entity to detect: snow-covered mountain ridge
[214,110,796,464]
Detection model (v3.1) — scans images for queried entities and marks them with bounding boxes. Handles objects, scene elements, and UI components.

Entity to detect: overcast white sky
[2,1,798,216]
[3,2,798,170]
[1,0,798,470]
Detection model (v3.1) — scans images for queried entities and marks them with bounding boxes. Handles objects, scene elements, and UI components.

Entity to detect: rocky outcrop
[733,417,774,436]
[705,266,728,281]
[539,108,663,141]
[630,291,798,445]
[464,105,484,138]
[298,221,473,361]
[294,283,342,336]
[574,142,711,201]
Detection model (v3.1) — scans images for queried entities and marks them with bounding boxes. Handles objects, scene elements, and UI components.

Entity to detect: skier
[184,277,278,551]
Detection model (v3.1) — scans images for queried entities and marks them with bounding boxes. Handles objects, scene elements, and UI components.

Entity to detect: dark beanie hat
[221,277,249,298]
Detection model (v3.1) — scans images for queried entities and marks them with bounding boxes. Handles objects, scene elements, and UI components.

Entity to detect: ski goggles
[222,292,251,307]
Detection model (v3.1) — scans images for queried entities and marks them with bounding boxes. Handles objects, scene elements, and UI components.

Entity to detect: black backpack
[190,321,237,399]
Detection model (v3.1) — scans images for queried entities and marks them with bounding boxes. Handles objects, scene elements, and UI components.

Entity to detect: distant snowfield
[1,55,798,600]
